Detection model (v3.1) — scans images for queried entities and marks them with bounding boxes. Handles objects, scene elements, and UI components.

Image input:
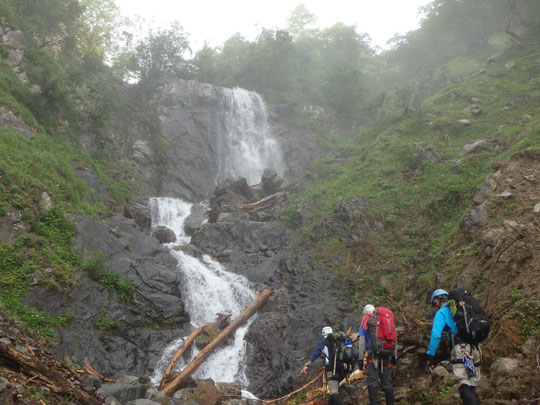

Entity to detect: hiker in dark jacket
[426,289,482,405]
[357,304,396,405]
[301,326,344,405]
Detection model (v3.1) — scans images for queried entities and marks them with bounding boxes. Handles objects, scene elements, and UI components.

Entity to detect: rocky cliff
[110,79,328,200]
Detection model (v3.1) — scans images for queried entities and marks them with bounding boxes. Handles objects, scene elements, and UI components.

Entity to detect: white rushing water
[217,88,285,185]
[149,197,256,387]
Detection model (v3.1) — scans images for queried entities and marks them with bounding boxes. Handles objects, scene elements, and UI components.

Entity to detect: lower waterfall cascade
[148,197,257,388]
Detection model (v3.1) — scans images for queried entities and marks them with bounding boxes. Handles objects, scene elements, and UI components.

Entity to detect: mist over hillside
[0,0,539,404]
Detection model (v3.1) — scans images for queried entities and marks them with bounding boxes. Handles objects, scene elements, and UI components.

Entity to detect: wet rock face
[111,79,326,200]
[72,162,113,207]
[191,217,355,398]
[244,270,353,398]
[23,213,191,379]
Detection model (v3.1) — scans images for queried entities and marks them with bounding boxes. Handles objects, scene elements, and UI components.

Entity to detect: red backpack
[367,307,397,356]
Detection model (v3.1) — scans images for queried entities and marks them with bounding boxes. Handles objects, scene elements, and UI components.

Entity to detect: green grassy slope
[284,38,540,309]
[0,59,133,335]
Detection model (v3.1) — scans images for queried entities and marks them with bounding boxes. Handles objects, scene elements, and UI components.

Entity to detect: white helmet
[363,304,375,315]
[321,326,333,336]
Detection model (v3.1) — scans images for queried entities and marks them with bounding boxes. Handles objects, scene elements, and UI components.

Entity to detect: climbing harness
[461,346,478,380]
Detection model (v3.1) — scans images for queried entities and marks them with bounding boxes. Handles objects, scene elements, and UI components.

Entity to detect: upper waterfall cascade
[216,88,285,185]
[148,198,256,387]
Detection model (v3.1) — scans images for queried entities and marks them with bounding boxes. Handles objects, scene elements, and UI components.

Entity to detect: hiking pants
[366,356,394,405]
[366,356,392,390]
[326,371,340,395]
[451,343,481,387]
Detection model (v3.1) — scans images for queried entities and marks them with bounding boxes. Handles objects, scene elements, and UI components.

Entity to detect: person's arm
[427,309,446,356]
[301,339,325,374]
[392,335,398,366]
[357,326,367,370]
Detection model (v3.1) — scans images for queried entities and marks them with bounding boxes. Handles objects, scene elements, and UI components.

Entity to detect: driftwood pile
[0,336,104,405]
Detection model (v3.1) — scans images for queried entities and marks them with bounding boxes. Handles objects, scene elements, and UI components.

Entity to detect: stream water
[149,87,283,392]
[148,197,256,387]
[216,87,285,185]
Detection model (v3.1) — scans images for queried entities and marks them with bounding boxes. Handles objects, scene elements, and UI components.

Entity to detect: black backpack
[330,332,359,376]
[448,288,490,345]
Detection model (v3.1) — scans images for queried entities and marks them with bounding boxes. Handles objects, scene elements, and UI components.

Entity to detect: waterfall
[149,197,256,387]
[216,88,285,185]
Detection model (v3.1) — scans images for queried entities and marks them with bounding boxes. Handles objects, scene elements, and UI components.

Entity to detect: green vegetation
[0,0,134,335]
[0,0,539,350]
[0,207,133,335]
[95,304,125,333]
[81,252,135,303]
[281,37,540,308]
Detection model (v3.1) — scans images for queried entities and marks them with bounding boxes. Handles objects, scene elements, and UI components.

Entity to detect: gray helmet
[363,304,375,315]
[430,289,449,304]
[321,326,333,336]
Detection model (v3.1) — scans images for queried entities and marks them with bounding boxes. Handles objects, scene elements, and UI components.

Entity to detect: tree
[322,66,364,118]
[7,0,84,47]
[286,4,317,38]
[318,23,373,72]
[78,0,122,59]
[136,21,192,80]
[115,20,192,82]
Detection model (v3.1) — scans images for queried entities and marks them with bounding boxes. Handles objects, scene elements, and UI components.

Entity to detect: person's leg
[380,357,394,405]
[366,359,378,405]
[326,372,340,395]
[328,393,344,405]
[458,384,478,405]
[452,344,479,405]
[326,372,343,405]
[471,345,482,404]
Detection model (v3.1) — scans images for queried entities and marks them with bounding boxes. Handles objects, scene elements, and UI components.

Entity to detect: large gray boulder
[261,168,284,195]
[460,202,488,234]
[153,226,176,244]
[124,202,152,233]
[23,214,190,379]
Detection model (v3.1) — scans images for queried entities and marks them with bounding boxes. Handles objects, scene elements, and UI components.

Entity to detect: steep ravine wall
[41,79,345,394]
[111,79,327,200]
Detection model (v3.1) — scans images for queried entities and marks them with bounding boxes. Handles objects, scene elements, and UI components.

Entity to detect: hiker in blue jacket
[301,326,344,405]
[426,289,482,405]
[358,304,395,405]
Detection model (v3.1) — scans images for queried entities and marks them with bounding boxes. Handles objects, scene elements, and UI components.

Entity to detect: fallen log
[209,191,285,220]
[84,363,115,383]
[234,191,285,212]
[221,369,324,403]
[0,342,102,405]
[160,288,278,397]
[158,323,211,390]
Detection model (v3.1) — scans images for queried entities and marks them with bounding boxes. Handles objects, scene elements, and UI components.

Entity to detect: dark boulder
[213,177,254,201]
[153,225,176,244]
[261,168,284,195]
[124,202,152,233]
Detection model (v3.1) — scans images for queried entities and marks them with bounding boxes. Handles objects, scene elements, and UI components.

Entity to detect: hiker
[357,304,396,405]
[426,289,482,405]
[301,326,345,405]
